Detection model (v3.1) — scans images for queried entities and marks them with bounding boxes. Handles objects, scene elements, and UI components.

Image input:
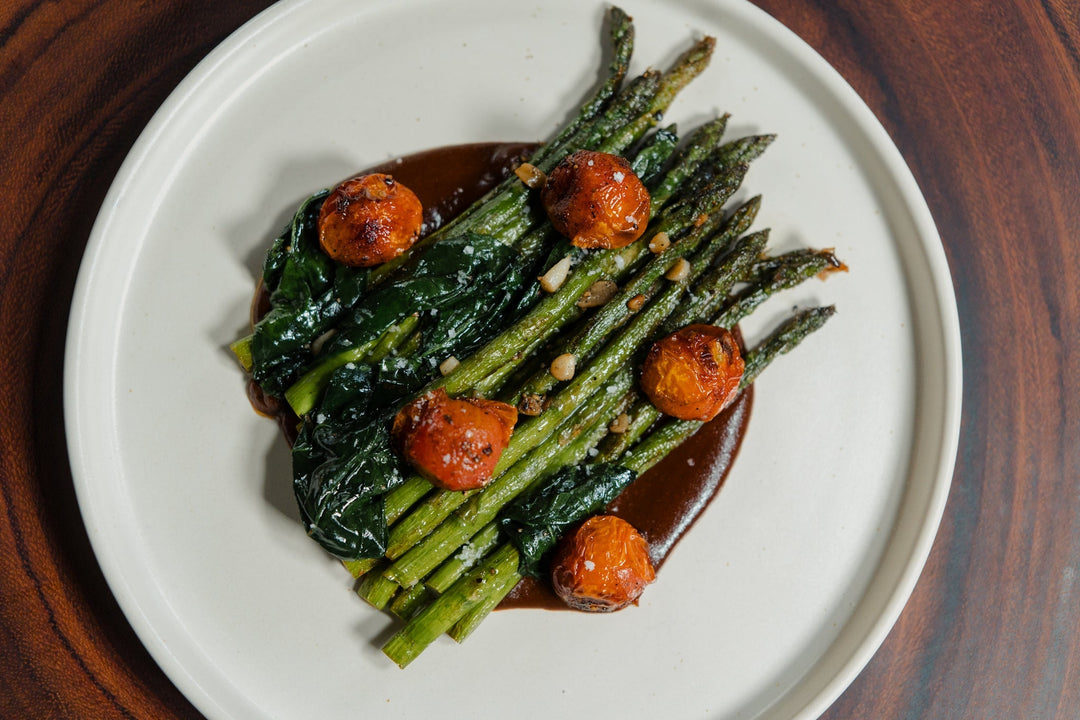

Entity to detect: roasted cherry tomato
[540,150,651,249]
[640,324,744,421]
[318,173,423,267]
[391,389,517,491]
[551,515,656,612]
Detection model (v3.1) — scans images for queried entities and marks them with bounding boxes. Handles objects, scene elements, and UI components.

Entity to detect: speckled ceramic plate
[65,1,961,718]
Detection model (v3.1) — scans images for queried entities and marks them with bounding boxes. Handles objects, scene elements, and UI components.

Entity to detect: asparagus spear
[368,7,636,286]
[528,7,636,167]
[382,544,522,668]
[715,248,844,328]
[425,522,503,594]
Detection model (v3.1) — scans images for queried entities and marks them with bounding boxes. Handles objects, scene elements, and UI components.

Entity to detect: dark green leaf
[250,190,369,395]
[632,124,678,186]
[292,411,406,559]
[498,463,636,577]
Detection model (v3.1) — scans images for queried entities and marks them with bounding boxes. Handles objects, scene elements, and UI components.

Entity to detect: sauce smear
[366,142,537,234]
[251,142,752,611]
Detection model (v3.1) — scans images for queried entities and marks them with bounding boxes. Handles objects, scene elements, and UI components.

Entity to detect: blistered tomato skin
[551,515,656,612]
[541,150,651,249]
[318,173,424,267]
[640,324,745,422]
[391,389,518,491]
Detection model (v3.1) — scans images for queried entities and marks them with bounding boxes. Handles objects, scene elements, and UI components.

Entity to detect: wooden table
[2,1,1077,717]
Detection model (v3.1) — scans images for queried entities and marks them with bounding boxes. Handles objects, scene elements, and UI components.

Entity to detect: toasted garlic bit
[514,162,547,189]
[310,328,337,355]
[576,279,618,308]
[539,255,573,293]
[665,257,691,282]
[626,293,646,312]
[518,393,546,416]
[439,356,460,376]
[550,353,577,381]
[609,413,631,434]
[648,231,671,254]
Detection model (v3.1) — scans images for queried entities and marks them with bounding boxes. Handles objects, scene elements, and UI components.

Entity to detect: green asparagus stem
[712,134,777,169]
[389,582,433,620]
[425,522,502,594]
[284,314,422,415]
[428,242,641,397]
[385,482,480,560]
[368,8,635,287]
[593,397,663,463]
[447,566,518,643]
[342,557,376,579]
[715,248,843,328]
[665,229,770,331]
[382,544,521,668]
[230,336,254,373]
[283,336,380,414]
[648,114,729,207]
[740,305,837,385]
[595,37,716,156]
[357,562,400,610]
[529,7,635,167]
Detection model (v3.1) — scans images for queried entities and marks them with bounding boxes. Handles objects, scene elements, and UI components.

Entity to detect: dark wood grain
[1,1,1077,718]
[747,3,1080,718]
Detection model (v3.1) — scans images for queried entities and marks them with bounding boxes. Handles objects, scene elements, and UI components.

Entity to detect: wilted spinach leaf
[292,409,407,559]
[498,463,636,577]
[250,191,369,396]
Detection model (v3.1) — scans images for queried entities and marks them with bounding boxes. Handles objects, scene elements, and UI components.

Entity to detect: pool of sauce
[248,142,753,611]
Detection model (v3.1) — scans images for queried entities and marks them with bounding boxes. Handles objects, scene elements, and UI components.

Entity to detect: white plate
[65,1,961,718]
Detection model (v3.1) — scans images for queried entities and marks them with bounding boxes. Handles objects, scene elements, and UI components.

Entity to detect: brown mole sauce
[249,142,753,611]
